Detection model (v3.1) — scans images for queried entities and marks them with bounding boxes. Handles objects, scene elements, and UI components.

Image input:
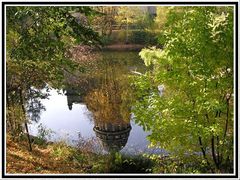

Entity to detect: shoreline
[102,44,146,51]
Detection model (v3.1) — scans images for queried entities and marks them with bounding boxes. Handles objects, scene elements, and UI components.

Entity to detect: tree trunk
[211,136,219,169]
[19,89,32,151]
[198,136,212,171]
[224,98,230,138]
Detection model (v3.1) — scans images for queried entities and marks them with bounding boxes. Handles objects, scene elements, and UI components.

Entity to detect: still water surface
[29,51,165,155]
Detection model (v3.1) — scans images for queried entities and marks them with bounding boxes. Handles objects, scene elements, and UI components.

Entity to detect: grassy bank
[6,134,220,174]
[7,135,89,173]
[6,135,154,174]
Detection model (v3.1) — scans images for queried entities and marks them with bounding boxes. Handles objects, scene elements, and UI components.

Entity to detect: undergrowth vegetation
[7,133,228,174]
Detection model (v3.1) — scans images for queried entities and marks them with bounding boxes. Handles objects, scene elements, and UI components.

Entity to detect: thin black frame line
[1,2,238,178]
[234,2,239,178]
[3,174,237,179]
[2,1,238,179]
[2,1,5,178]
[1,174,238,178]
[1,1,238,5]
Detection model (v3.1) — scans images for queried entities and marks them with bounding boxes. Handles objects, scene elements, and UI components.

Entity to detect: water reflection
[85,82,132,152]
[64,53,136,152]
[66,87,84,110]
[29,52,159,155]
[64,84,132,152]
[94,124,131,152]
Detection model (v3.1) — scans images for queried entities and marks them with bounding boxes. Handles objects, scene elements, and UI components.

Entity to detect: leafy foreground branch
[132,6,234,173]
[6,6,101,153]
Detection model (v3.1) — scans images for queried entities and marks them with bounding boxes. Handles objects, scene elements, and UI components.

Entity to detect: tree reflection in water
[64,53,140,152]
[85,81,132,152]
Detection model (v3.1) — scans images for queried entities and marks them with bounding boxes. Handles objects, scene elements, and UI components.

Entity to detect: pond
[29,51,166,155]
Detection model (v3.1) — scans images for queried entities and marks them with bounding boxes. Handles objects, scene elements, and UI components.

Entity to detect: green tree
[115,7,145,27]
[152,6,170,46]
[91,7,118,37]
[154,7,169,29]
[133,6,234,173]
[6,6,101,150]
[7,6,100,87]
